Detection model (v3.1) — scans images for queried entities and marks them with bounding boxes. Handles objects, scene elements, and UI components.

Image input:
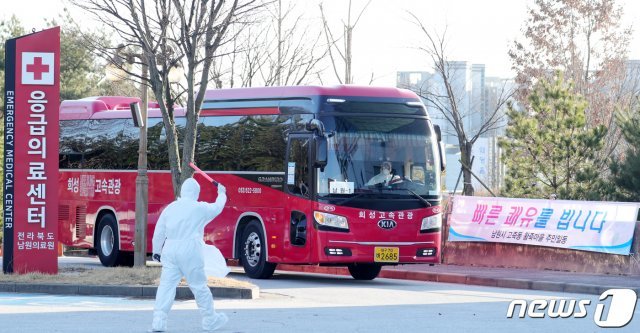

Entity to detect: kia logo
[377,219,397,230]
[322,205,336,212]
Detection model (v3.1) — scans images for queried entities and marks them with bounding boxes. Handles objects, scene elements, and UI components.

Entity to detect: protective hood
[180,178,200,201]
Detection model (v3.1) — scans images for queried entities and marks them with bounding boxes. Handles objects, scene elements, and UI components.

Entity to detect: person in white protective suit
[150,177,229,332]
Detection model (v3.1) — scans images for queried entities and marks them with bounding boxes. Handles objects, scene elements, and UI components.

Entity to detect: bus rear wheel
[96,214,132,267]
[348,263,382,280]
[240,221,276,279]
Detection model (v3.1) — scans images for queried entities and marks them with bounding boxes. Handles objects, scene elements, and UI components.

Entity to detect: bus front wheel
[348,263,382,280]
[240,221,276,279]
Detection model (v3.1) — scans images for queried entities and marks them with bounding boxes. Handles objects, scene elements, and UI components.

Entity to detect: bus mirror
[129,102,144,128]
[439,141,446,171]
[314,136,328,170]
[306,119,325,136]
[434,124,442,142]
[433,125,445,171]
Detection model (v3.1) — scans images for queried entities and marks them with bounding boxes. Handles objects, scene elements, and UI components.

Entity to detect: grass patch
[0,266,254,289]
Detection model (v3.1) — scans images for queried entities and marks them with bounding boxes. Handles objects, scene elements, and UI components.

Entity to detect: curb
[0,283,258,299]
[276,264,640,297]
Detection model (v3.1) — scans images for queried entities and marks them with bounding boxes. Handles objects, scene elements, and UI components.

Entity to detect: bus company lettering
[66,177,121,196]
[257,176,283,183]
[95,178,121,195]
[358,210,414,220]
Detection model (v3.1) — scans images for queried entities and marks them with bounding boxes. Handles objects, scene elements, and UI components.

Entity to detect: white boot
[150,311,168,332]
[203,312,228,332]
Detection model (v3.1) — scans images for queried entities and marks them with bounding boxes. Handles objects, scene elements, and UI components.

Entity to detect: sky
[4,0,640,86]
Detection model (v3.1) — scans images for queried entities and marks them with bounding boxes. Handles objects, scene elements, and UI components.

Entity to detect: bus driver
[366,161,401,186]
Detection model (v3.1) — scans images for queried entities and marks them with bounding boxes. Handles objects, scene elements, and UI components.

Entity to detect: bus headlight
[420,214,441,232]
[314,211,349,231]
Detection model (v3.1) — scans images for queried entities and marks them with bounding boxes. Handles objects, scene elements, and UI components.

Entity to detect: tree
[261,0,327,86]
[1,14,117,103]
[0,17,26,245]
[607,108,640,201]
[500,74,607,199]
[406,15,513,196]
[319,0,371,84]
[211,0,327,88]
[0,16,26,108]
[509,0,634,167]
[72,0,262,195]
[48,11,113,100]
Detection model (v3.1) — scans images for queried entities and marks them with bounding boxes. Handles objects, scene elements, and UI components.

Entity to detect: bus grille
[75,206,87,239]
[58,205,70,222]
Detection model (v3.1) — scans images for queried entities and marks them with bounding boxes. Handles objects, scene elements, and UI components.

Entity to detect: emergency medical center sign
[3,27,60,274]
[448,196,639,255]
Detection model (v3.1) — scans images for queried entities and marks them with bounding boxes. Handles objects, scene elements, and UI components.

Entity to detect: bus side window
[147,118,170,170]
[119,119,141,170]
[84,119,127,169]
[243,115,288,171]
[287,137,310,197]
[196,116,244,171]
[196,115,289,173]
[59,120,88,169]
[127,117,186,171]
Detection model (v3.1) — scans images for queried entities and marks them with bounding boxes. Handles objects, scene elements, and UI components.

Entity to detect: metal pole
[459,159,496,197]
[453,156,473,195]
[134,62,149,267]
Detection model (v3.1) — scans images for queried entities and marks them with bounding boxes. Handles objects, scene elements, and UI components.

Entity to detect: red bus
[58,85,445,280]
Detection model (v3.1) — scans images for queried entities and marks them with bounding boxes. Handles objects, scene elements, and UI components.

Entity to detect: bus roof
[60,86,423,120]
[60,96,182,120]
[203,85,420,101]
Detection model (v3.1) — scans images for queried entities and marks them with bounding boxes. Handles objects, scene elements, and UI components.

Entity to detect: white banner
[448,196,639,255]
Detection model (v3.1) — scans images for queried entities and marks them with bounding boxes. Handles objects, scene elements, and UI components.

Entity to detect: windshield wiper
[400,188,432,207]
[335,193,367,206]
[332,188,432,207]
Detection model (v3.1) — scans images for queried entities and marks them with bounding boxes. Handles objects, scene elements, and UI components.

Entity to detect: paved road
[2,269,638,332]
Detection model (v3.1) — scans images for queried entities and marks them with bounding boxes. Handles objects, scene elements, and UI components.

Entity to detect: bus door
[284,134,313,263]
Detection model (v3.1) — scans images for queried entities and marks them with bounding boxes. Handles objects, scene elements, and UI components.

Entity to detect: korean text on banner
[447,196,639,255]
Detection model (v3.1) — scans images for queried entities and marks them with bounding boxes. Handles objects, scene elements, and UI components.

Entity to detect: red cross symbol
[26,57,50,80]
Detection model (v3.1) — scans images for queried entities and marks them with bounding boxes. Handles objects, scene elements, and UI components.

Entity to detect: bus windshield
[317,115,440,200]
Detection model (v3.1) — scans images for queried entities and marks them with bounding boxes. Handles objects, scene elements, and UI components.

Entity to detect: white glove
[218,184,226,194]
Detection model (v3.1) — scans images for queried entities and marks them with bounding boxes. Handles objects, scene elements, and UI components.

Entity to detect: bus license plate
[374,247,399,263]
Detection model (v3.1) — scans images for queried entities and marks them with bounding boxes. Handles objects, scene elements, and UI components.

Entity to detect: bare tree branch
[72,0,264,195]
[405,12,515,195]
[213,0,327,88]
[318,0,371,84]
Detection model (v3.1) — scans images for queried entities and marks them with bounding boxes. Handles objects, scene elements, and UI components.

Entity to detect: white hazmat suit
[151,178,228,332]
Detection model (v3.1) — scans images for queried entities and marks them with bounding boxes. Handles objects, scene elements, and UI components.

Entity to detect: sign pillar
[3,27,60,274]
